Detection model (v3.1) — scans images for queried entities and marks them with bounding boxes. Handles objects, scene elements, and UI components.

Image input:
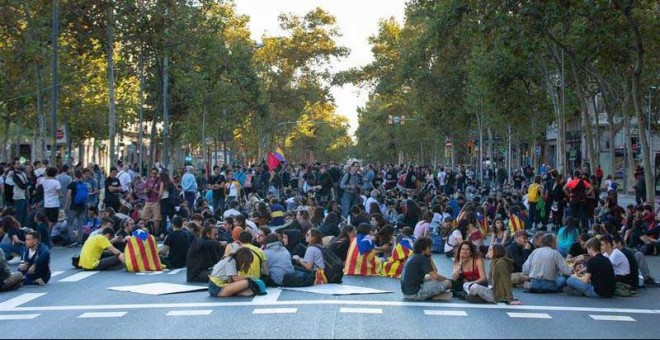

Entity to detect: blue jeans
[567,276,598,297]
[530,276,567,292]
[0,243,25,260]
[341,193,356,217]
[185,191,196,211]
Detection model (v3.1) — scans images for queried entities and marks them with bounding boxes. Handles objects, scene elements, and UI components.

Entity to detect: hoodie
[263,241,295,285]
[283,229,307,259]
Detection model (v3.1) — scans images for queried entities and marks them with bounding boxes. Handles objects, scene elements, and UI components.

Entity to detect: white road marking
[0,299,658,315]
[507,312,552,319]
[58,271,99,282]
[253,308,298,314]
[424,310,467,316]
[340,307,383,314]
[136,271,164,276]
[167,268,186,275]
[166,310,213,316]
[78,312,127,318]
[0,314,40,320]
[50,271,65,278]
[252,288,282,303]
[0,294,47,309]
[590,315,636,322]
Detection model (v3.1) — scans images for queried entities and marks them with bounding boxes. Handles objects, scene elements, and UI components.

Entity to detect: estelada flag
[274,145,286,164]
[344,238,381,276]
[380,242,412,278]
[267,152,280,170]
[508,213,524,234]
[125,234,166,272]
[453,208,467,228]
[477,212,489,235]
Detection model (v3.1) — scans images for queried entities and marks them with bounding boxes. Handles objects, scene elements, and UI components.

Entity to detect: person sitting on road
[293,228,324,272]
[327,225,354,264]
[0,248,23,292]
[208,247,258,298]
[556,217,580,257]
[612,235,658,287]
[344,223,385,276]
[600,234,632,287]
[564,237,616,298]
[451,241,487,297]
[444,219,467,258]
[400,236,453,301]
[567,233,590,261]
[158,216,192,269]
[0,216,25,264]
[18,231,51,285]
[78,227,125,270]
[263,233,295,287]
[282,229,307,260]
[187,226,224,283]
[521,233,572,293]
[231,230,268,280]
[465,244,521,305]
[505,230,534,287]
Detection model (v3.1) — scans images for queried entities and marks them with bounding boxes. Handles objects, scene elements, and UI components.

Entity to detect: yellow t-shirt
[79,234,112,269]
[528,183,541,203]
[243,244,266,279]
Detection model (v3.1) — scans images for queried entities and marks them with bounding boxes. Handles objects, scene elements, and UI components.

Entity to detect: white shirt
[117,171,131,192]
[438,171,446,186]
[227,181,239,197]
[604,249,630,276]
[223,209,241,218]
[364,197,379,214]
[444,229,462,253]
[42,178,62,208]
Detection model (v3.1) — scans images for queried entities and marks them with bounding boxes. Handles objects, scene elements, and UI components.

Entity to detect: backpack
[614,282,634,297]
[312,245,343,284]
[74,181,89,206]
[569,179,587,205]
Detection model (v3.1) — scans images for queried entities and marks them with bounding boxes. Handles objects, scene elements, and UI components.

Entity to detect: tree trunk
[623,4,653,204]
[34,63,46,162]
[106,0,116,169]
[138,43,145,171]
[571,61,597,174]
[622,78,636,193]
[161,4,170,168]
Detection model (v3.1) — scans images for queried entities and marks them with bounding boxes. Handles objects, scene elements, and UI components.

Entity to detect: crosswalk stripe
[507,312,552,319]
[78,312,127,318]
[167,268,186,275]
[0,314,40,320]
[50,271,65,278]
[59,271,99,282]
[252,288,282,303]
[0,293,47,309]
[424,310,468,316]
[253,308,297,314]
[339,307,383,314]
[166,310,213,316]
[590,315,636,322]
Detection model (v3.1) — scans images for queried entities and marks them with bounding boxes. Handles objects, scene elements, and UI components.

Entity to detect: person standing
[64,170,88,247]
[103,167,122,212]
[181,166,198,211]
[11,164,29,227]
[55,165,72,209]
[340,162,361,217]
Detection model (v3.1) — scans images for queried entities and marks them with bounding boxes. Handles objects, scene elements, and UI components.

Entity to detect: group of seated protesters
[2,163,659,306]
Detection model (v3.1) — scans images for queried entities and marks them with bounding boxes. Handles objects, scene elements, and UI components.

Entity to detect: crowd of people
[0,157,658,302]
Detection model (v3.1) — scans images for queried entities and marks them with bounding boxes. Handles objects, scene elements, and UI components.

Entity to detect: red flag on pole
[267,152,280,170]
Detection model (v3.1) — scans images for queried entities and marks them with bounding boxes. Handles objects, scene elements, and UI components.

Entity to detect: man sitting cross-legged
[400,237,453,301]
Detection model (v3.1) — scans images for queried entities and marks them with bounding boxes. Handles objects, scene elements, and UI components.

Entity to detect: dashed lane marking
[340,307,383,314]
[424,310,468,316]
[78,312,127,318]
[507,312,552,319]
[0,314,40,320]
[167,268,186,275]
[58,271,99,282]
[166,310,213,316]
[590,315,636,322]
[253,308,298,314]
[0,294,47,309]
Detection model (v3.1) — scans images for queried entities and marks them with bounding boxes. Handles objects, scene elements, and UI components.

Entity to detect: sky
[232,0,406,135]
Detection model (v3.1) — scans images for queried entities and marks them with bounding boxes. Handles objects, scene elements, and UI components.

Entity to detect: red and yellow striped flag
[453,209,467,228]
[125,235,166,272]
[508,214,525,234]
[380,243,412,278]
[477,213,489,236]
[344,239,381,276]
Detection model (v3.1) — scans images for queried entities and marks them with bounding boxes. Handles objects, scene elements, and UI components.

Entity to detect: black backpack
[312,245,343,284]
[569,179,587,205]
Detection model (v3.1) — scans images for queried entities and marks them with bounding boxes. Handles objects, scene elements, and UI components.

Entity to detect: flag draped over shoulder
[125,234,165,272]
[508,214,524,234]
[344,238,381,276]
[477,212,489,236]
[380,242,412,278]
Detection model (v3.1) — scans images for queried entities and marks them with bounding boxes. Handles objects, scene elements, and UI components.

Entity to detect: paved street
[0,245,658,339]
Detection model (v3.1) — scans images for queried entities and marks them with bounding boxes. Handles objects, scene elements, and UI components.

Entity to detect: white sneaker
[6,257,21,265]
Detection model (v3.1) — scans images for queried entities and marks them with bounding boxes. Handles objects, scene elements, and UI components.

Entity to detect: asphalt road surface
[1,244,658,339]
